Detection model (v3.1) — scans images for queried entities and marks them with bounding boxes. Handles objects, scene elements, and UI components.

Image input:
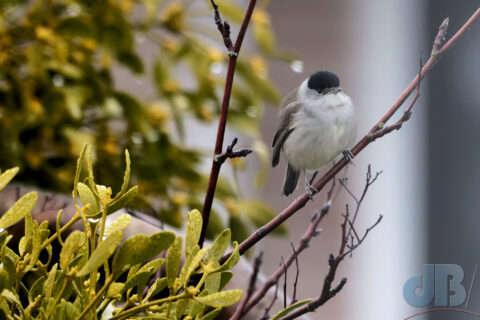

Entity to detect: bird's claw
[305,184,318,200]
[343,150,355,166]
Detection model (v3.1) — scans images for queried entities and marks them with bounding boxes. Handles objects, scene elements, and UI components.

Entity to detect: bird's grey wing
[272,100,302,167]
[272,88,299,147]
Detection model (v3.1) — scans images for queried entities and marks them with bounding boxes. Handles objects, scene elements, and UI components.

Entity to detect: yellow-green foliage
[0,0,284,242]
[0,145,242,319]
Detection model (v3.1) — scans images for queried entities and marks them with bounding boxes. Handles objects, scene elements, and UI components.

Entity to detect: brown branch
[368,54,423,141]
[260,282,278,320]
[199,0,258,248]
[279,169,383,320]
[209,0,234,51]
[229,251,263,320]
[214,138,253,165]
[220,8,480,261]
[241,179,337,316]
[290,243,299,306]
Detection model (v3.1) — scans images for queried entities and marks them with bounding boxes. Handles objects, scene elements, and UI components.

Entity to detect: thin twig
[290,243,299,305]
[229,251,263,320]
[281,257,287,309]
[242,179,338,315]
[199,0,258,247]
[260,282,278,320]
[220,8,480,262]
[214,138,253,165]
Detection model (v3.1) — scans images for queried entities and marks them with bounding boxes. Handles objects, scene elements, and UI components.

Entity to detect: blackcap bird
[272,70,356,197]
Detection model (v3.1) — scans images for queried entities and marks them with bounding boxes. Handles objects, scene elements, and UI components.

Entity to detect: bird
[272,70,356,198]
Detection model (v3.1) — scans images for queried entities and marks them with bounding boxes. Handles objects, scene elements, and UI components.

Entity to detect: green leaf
[0,192,38,230]
[123,270,151,295]
[44,263,58,298]
[0,167,19,192]
[118,52,144,74]
[77,230,123,277]
[183,246,208,286]
[112,231,175,277]
[175,299,189,318]
[216,241,240,272]
[185,209,202,255]
[56,17,94,39]
[28,276,45,303]
[166,236,182,290]
[204,229,230,264]
[60,231,85,271]
[77,182,99,216]
[144,278,167,302]
[0,269,8,294]
[188,289,209,317]
[219,271,233,291]
[25,220,41,271]
[193,289,243,308]
[118,149,131,197]
[104,213,132,238]
[107,186,138,214]
[205,272,220,294]
[138,258,165,276]
[200,308,222,320]
[271,299,312,320]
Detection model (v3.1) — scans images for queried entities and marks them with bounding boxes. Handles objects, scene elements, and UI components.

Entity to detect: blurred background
[0,0,479,319]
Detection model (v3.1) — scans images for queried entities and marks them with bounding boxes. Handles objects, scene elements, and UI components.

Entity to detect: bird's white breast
[283,91,356,171]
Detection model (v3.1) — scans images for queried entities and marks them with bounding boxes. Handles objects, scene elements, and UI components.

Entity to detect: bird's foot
[305,184,318,200]
[343,150,355,166]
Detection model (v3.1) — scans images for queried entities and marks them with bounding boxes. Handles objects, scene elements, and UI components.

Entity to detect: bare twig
[242,179,338,315]
[229,251,263,320]
[260,282,278,320]
[368,55,423,141]
[280,257,287,308]
[278,171,383,320]
[214,138,253,165]
[221,9,480,261]
[209,0,234,51]
[199,0,258,247]
[290,243,299,306]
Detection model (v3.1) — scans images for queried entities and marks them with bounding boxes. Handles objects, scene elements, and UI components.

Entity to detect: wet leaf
[0,192,38,230]
[216,242,240,272]
[77,182,99,216]
[77,230,123,277]
[0,167,19,192]
[60,231,85,271]
[193,289,243,308]
[166,236,182,290]
[271,299,312,320]
[107,186,138,214]
[112,231,175,277]
[185,209,202,255]
[204,229,230,264]
[104,213,132,238]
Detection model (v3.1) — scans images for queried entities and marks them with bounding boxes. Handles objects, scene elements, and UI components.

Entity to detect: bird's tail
[283,164,300,196]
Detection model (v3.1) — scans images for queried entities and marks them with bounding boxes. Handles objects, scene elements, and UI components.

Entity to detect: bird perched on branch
[272,70,356,198]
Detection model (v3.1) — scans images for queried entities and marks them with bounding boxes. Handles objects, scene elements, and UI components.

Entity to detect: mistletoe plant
[0,144,242,320]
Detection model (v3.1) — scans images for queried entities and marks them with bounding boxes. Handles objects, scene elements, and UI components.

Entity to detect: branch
[199,0,257,247]
[214,138,253,165]
[229,251,263,320]
[220,8,480,261]
[242,179,338,315]
[278,168,383,319]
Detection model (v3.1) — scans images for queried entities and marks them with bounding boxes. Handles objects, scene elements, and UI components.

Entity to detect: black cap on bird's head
[307,70,340,94]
